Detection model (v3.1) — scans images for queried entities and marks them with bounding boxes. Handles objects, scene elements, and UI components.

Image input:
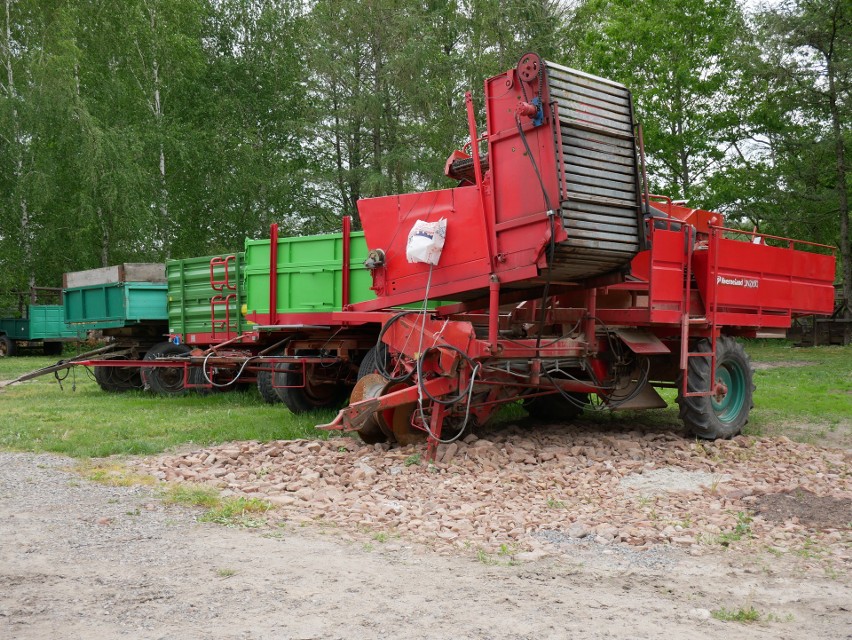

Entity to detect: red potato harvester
[317,52,836,457]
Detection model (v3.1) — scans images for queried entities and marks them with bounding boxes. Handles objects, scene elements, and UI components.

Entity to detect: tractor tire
[274,350,349,414]
[257,350,282,404]
[676,336,755,439]
[524,392,588,422]
[0,336,16,357]
[43,341,63,356]
[141,342,196,395]
[94,360,143,393]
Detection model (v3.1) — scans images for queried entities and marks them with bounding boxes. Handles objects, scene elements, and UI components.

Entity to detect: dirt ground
[1,444,850,640]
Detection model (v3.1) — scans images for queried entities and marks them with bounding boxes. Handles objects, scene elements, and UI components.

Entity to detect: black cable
[375,310,420,383]
[415,345,479,406]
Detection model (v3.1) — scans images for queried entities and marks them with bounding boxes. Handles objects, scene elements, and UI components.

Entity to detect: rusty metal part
[445,153,490,184]
[390,401,424,446]
[349,373,389,444]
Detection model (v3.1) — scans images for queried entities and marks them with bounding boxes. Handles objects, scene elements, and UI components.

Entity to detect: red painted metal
[354,63,565,311]
[342,215,351,308]
[317,376,458,433]
[464,91,492,264]
[210,292,236,337]
[210,255,236,292]
[269,223,279,326]
[488,278,500,352]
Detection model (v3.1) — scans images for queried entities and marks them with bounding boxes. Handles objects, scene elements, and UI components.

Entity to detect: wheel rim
[711,361,746,424]
[0,342,7,357]
[156,367,185,392]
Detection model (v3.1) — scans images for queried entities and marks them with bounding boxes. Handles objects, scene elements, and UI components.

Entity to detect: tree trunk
[143,0,169,257]
[4,0,33,296]
[98,207,110,267]
[827,57,851,318]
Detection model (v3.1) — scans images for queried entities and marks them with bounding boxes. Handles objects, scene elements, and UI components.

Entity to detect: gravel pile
[133,424,852,559]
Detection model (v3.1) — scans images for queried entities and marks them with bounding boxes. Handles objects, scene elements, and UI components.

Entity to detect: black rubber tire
[43,341,63,356]
[257,350,283,404]
[524,392,588,421]
[357,345,388,379]
[141,342,195,395]
[676,336,755,439]
[0,336,16,357]
[274,350,349,414]
[94,361,144,393]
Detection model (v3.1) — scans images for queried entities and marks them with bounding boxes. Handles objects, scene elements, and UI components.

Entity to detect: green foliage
[163,483,222,508]
[163,483,270,527]
[569,0,753,201]
[404,452,421,467]
[717,511,753,546]
[0,0,848,303]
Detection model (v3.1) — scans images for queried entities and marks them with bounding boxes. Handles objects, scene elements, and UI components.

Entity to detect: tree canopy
[0,0,848,313]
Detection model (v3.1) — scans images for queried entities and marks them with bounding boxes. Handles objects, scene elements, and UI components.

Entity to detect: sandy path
[1,452,849,639]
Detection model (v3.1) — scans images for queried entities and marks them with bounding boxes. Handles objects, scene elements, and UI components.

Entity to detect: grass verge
[0,356,334,457]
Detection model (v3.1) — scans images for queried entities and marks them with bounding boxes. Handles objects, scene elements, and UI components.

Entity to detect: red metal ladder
[210,255,237,338]
[679,226,718,398]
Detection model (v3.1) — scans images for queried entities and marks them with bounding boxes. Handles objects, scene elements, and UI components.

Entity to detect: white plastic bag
[406,218,447,265]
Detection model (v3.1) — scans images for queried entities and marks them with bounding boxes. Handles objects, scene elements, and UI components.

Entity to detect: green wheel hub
[711,362,746,424]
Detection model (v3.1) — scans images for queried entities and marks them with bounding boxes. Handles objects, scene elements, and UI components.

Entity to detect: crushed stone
[132,424,852,560]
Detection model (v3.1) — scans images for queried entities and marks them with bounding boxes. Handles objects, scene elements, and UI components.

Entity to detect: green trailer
[167,253,246,343]
[243,230,375,320]
[0,304,79,357]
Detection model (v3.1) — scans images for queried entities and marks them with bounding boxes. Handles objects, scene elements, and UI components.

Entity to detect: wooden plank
[64,263,166,288]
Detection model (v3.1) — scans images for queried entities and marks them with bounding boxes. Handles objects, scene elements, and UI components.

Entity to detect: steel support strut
[584,287,597,351]
[316,376,459,433]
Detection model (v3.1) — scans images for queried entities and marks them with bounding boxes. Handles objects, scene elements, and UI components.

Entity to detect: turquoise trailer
[61,264,169,392]
[0,303,79,357]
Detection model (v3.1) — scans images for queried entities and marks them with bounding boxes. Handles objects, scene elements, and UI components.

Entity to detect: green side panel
[0,317,30,340]
[64,282,168,329]
[26,305,79,339]
[167,253,245,338]
[0,306,78,340]
[244,231,376,315]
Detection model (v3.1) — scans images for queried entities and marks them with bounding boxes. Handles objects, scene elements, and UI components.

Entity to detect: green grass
[0,356,334,458]
[161,483,271,527]
[199,497,271,527]
[711,606,762,623]
[742,341,851,434]
[717,511,753,547]
[162,483,222,508]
